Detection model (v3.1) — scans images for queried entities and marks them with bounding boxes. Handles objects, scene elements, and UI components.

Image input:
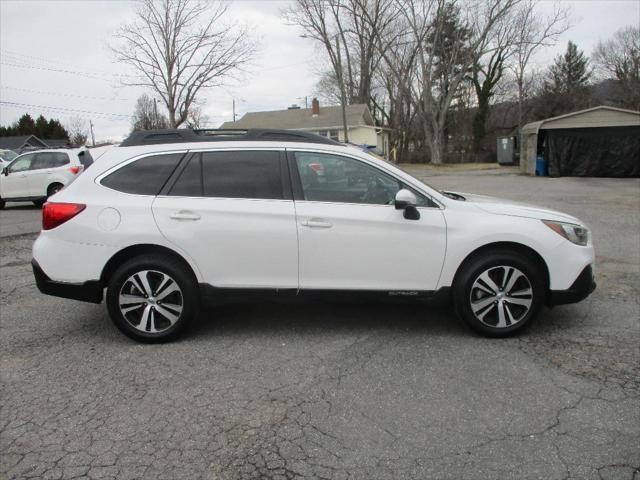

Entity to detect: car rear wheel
[453,250,545,337]
[106,255,199,342]
[0,197,4,209]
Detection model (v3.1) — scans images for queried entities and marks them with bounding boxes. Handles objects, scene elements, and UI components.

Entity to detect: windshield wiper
[441,191,466,201]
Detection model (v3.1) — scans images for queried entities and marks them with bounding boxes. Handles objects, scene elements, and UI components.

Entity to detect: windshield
[0,150,18,162]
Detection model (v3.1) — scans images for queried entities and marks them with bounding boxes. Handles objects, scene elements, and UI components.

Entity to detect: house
[0,135,49,153]
[520,106,640,177]
[45,139,73,148]
[220,98,390,156]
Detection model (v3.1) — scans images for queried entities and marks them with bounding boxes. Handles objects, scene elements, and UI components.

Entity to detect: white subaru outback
[31,129,596,342]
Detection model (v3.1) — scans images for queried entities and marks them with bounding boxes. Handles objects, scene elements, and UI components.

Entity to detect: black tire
[0,198,5,209]
[453,249,545,337]
[106,254,199,343]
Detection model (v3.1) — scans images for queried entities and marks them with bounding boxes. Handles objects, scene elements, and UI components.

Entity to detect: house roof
[220,104,374,130]
[46,139,72,148]
[0,135,49,150]
[521,106,640,135]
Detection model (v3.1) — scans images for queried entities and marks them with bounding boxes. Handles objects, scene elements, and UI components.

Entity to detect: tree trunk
[472,96,490,156]
[427,124,445,164]
[517,76,525,128]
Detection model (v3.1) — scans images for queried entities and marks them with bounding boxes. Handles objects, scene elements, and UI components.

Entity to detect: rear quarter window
[101,153,183,195]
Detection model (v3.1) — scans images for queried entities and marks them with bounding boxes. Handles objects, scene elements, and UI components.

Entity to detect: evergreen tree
[547,41,591,94]
[35,115,49,139]
[16,114,36,135]
[535,41,592,117]
[46,118,69,140]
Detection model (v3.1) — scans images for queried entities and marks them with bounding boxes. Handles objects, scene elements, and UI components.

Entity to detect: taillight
[42,202,86,230]
[70,166,80,174]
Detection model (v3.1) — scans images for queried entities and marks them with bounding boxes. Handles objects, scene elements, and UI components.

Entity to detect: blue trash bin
[535,154,548,176]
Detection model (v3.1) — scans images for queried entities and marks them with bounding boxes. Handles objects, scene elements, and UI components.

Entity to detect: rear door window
[32,152,69,170]
[101,153,183,195]
[169,150,283,199]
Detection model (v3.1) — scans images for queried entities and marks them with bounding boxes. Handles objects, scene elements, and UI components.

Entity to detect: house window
[328,129,339,141]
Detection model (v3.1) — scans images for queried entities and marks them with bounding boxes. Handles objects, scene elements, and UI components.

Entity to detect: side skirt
[199,284,452,306]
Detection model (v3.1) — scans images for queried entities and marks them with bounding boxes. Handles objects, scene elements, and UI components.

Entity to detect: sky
[0,0,638,142]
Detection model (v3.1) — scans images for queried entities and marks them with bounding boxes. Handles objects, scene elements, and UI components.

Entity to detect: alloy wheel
[469,265,533,329]
[118,270,183,334]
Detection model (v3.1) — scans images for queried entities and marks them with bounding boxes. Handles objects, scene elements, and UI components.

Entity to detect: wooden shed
[520,106,640,177]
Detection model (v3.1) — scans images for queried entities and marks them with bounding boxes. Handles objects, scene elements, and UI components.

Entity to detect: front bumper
[32,259,103,304]
[548,265,596,306]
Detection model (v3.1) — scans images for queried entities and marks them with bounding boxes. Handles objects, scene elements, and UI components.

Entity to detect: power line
[0,61,134,82]
[0,100,130,119]
[1,49,135,78]
[0,85,132,102]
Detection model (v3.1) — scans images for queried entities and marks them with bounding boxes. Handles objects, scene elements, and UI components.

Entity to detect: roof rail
[119,128,342,147]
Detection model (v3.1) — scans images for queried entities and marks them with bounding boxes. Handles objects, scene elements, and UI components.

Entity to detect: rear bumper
[32,259,103,304]
[548,265,596,306]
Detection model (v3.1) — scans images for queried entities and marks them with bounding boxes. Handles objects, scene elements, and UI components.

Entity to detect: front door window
[293,152,432,206]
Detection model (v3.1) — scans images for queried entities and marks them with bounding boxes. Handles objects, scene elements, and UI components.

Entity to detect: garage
[520,106,640,177]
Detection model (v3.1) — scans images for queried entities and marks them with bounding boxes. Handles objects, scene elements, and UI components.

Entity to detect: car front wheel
[453,250,545,337]
[106,255,199,342]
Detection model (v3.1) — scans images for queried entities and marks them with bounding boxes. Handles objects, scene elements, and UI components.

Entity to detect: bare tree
[593,25,640,110]
[112,0,255,128]
[66,116,88,145]
[284,0,399,142]
[471,8,523,154]
[184,100,209,128]
[396,0,521,164]
[132,94,169,131]
[508,0,570,127]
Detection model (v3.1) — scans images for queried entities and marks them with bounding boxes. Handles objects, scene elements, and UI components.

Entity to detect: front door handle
[170,210,201,221]
[301,218,332,229]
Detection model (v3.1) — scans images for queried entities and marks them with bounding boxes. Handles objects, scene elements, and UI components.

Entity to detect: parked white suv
[31,129,595,342]
[0,148,93,209]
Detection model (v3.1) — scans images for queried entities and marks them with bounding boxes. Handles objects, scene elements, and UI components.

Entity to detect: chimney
[311,97,320,117]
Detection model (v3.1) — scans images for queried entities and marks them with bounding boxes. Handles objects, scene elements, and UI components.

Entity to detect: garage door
[545,126,640,177]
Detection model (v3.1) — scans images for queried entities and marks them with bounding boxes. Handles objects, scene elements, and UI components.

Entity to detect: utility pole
[89,120,95,147]
[232,99,236,122]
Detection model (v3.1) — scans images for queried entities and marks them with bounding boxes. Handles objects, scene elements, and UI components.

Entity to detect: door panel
[295,201,446,290]
[291,151,447,291]
[28,152,70,196]
[152,150,298,289]
[1,154,34,198]
[153,197,298,288]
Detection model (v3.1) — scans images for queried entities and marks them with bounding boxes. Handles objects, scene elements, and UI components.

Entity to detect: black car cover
[545,126,640,177]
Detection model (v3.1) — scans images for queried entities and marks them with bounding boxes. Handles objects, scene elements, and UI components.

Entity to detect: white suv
[31,129,596,342]
[0,148,93,209]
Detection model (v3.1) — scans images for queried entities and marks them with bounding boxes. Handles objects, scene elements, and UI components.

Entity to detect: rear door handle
[169,210,201,221]
[301,218,332,229]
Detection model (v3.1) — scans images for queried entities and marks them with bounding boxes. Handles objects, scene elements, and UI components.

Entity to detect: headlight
[542,220,589,246]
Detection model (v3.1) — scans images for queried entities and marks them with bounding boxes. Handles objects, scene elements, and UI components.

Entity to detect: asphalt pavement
[1,168,638,480]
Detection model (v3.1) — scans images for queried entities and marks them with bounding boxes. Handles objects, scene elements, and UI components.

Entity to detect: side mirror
[394,189,420,220]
